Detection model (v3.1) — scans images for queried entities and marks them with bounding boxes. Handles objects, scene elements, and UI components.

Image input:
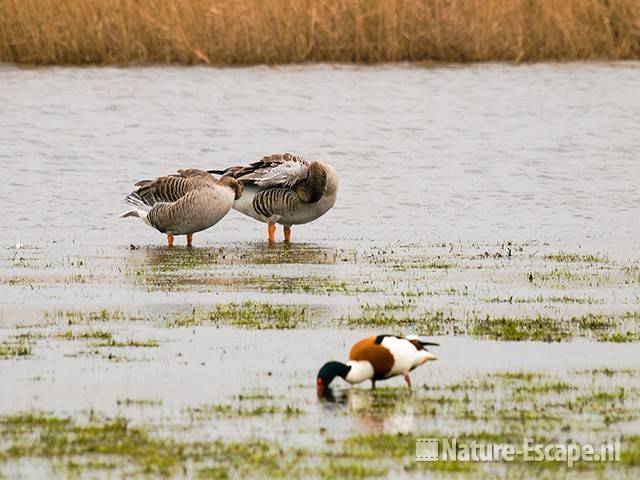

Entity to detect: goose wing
[133,169,214,207]
[211,153,309,189]
[145,189,209,234]
[251,187,301,219]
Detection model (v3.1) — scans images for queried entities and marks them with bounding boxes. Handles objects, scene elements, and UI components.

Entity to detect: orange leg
[187,233,193,247]
[403,374,412,390]
[268,224,276,243]
[284,225,291,243]
[167,234,174,248]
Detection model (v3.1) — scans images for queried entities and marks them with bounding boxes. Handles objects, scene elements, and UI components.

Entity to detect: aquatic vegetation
[1,363,639,477]
[63,350,141,363]
[137,268,380,295]
[361,301,415,312]
[185,402,303,421]
[185,391,302,421]
[0,341,32,359]
[471,316,571,342]
[55,329,114,341]
[574,368,638,377]
[236,390,276,401]
[0,411,307,477]
[469,313,640,342]
[92,339,159,348]
[392,260,455,271]
[491,371,542,382]
[4,276,42,286]
[316,461,388,479]
[596,332,640,343]
[486,294,600,304]
[2,241,640,477]
[169,302,308,329]
[543,252,609,263]
[621,436,640,466]
[12,331,45,341]
[44,309,126,324]
[116,398,162,407]
[339,307,453,335]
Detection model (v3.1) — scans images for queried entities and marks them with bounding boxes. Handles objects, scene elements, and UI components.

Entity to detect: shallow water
[1,63,640,478]
[1,326,638,433]
[1,63,640,249]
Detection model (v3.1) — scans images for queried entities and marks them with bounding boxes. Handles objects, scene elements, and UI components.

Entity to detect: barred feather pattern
[252,187,301,218]
[122,168,236,236]
[135,172,213,207]
[145,187,232,235]
[136,177,186,206]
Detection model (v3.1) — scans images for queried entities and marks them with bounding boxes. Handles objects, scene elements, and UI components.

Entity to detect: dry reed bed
[1,0,639,65]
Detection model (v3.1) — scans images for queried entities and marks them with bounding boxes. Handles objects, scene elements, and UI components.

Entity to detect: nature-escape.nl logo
[416,438,620,467]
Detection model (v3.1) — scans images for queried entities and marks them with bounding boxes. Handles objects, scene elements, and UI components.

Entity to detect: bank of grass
[1,0,639,65]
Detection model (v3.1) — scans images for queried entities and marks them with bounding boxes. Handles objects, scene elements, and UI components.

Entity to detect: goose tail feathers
[124,192,150,210]
[119,192,151,220]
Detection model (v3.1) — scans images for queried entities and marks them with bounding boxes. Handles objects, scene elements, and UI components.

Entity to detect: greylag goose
[119,168,242,247]
[316,335,439,397]
[208,153,338,242]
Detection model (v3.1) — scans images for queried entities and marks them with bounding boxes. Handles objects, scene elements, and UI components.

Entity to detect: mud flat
[1,240,639,478]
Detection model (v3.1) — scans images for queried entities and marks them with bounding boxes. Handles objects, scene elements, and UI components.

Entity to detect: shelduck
[316,334,438,397]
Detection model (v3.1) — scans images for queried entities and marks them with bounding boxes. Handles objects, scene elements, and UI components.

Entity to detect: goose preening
[209,153,338,243]
[316,335,439,398]
[119,168,243,247]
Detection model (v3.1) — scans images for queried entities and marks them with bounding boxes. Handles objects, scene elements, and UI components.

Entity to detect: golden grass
[0,0,639,65]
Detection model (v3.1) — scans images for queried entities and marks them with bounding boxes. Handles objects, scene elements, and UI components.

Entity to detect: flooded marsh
[2,63,640,478]
[2,240,640,478]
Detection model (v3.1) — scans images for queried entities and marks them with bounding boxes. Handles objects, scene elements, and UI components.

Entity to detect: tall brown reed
[0,0,639,65]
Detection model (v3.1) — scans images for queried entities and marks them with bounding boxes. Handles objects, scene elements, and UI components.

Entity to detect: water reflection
[321,387,416,434]
[131,242,340,268]
[123,242,344,292]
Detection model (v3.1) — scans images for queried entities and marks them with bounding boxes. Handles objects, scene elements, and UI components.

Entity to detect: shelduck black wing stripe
[252,187,300,218]
[374,334,399,345]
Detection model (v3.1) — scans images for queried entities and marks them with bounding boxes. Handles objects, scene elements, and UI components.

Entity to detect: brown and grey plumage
[119,168,243,247]
[209,153,338,242]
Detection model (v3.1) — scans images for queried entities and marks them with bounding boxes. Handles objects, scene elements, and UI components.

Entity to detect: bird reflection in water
[319,386,416,434]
